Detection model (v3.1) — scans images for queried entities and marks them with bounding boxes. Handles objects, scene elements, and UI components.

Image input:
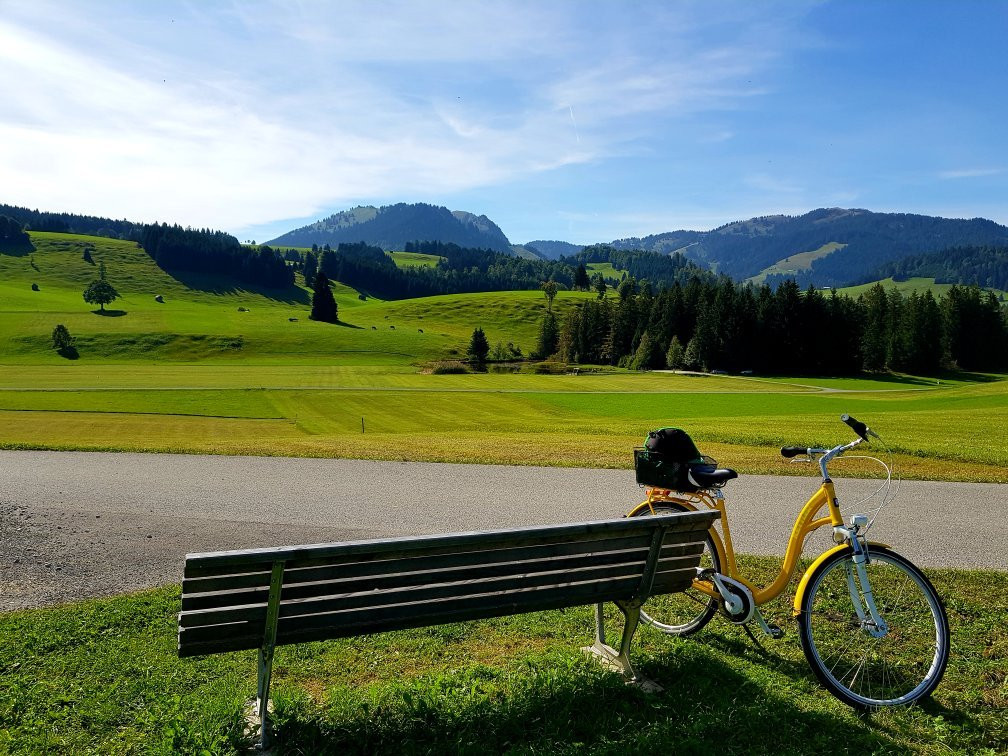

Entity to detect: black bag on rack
[633,427,710,492]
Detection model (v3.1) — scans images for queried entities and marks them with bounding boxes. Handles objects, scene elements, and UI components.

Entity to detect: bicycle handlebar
[841,413,869,441]
[781,415,877,464]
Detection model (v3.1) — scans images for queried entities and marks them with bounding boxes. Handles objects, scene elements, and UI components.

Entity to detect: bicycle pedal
[767,624,784,640]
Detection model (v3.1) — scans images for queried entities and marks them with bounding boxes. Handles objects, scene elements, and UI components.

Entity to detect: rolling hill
[268,203,513,253]
[0,231,585,365]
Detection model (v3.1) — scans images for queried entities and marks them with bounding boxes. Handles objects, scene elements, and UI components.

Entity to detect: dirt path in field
[2,450,1004,611]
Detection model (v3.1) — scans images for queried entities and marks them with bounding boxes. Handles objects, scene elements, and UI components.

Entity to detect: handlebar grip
[841,413,869,440]
[780,446,807,458]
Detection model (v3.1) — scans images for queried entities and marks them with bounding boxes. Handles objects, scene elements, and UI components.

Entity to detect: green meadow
[838,276,1008,299]
[1,231,1007,481]
[2,558,1004,754]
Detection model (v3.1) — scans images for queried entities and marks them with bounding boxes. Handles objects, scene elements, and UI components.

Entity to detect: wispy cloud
[938,168,1003,180]
[0,1,815,235]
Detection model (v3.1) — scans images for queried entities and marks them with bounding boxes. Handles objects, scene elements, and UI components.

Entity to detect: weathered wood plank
[182,539,705,598]
[182,545,663,611]
[180,560,651,628]
[183,512,717,575]
[179,575,645,652]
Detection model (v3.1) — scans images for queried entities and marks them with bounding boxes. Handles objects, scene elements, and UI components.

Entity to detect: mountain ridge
[267,202,513,253]
[605,208,1008,286]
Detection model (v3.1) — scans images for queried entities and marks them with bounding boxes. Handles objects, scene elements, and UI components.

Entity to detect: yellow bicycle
[629,414,950,709]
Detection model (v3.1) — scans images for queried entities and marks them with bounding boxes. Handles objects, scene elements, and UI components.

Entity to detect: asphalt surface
[1,450,1005,611]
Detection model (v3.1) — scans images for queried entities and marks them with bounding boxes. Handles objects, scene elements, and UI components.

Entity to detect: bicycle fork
[836,517,889,638]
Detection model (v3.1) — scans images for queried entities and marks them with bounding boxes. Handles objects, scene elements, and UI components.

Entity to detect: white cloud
[938,168,1003,180]
[0,1,813,234]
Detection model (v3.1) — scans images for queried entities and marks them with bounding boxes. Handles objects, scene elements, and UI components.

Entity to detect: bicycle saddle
[686,464,738,489]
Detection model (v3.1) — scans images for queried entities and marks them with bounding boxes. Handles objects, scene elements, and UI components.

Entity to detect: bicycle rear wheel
[632,503,720,636]
[797,546,949,709]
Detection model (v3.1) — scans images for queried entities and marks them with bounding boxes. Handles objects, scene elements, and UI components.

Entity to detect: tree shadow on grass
[269,649,910,755]
[0,240,36,257]
[166,269,310,305]
[56,346,80,360]
[91,309,127,317]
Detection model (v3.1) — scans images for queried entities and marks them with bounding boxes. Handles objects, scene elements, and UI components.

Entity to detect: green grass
[747,242,847,285]
[388,251,445,268]
[586,262,622,282]
[1,557,1004,754]
[2,232,1008,482]
[838,277,1008,299]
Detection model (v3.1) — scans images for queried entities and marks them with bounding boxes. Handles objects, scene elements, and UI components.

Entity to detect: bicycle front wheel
[632,503,721,636]
[797,546,949,709]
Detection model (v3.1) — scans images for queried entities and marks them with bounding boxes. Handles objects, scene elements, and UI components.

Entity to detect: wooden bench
[178,510,718,749]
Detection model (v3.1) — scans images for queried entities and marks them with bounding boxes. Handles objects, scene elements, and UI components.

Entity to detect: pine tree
[466,327,490,370]
[535,311,559,359]
[860,284,888,372]
[592,273,607,300]
[303,251,317,288]
[683,336,701,370]
[574,263,590,291]
[51,324,74,351]
[309,271,338,323]
[665,335,685,369]
[629,331,659,370]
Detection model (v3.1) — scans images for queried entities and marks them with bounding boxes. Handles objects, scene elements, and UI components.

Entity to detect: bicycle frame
[629,479,846,606]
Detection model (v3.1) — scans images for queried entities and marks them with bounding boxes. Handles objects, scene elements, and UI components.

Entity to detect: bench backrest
[178,510,718,658]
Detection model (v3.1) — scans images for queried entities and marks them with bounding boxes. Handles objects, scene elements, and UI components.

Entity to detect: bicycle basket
[635,449,719,492]
[635,426,714,492]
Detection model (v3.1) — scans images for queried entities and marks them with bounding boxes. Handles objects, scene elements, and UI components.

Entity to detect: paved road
[1,450,1004,611]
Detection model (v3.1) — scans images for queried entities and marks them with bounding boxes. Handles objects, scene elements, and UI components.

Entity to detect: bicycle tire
[631,502,721,636]
[797,545,950,709]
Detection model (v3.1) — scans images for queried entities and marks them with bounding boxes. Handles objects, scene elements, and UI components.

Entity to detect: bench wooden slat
[179,573,651,655]
[182,534,704,596]
[183,512,717,577]
[182,541,706,604]
[182,549,705,619]
[180,556,662,628]
[181,544,697,611]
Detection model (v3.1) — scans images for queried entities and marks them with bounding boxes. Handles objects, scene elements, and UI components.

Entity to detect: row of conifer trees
[534,277,1007,375]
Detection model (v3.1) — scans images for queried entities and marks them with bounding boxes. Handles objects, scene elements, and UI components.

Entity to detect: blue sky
[2,1,1006,245]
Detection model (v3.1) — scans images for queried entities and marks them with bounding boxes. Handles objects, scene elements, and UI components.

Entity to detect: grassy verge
[2,557,1004,754]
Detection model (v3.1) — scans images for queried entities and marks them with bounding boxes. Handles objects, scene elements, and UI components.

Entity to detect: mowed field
[1,232,1006,481]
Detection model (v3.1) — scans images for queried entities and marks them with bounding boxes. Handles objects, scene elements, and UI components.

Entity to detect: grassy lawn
[1,556,1003,754]
[388,251,445,268]
[2,232,1008,482]
[838,277,1008,299]
[585,262,622,282]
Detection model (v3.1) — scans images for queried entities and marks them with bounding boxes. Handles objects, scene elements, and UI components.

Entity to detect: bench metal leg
[583,600,661,691]
[255,562,284,751]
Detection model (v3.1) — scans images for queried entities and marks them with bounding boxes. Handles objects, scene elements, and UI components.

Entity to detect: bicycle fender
[792,541,891,617]
[625,500,694,517]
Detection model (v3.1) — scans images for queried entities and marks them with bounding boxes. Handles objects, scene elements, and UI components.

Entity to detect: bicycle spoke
[799,548,949,708]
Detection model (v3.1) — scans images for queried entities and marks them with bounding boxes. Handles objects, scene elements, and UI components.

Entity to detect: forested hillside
[608,208,1008,286]
[870,246,1008,291]
[0,205,295,290]
[546,277,1008,375]
[0,203,142,240]
[525,240,585,260]
[269,203,513,253]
